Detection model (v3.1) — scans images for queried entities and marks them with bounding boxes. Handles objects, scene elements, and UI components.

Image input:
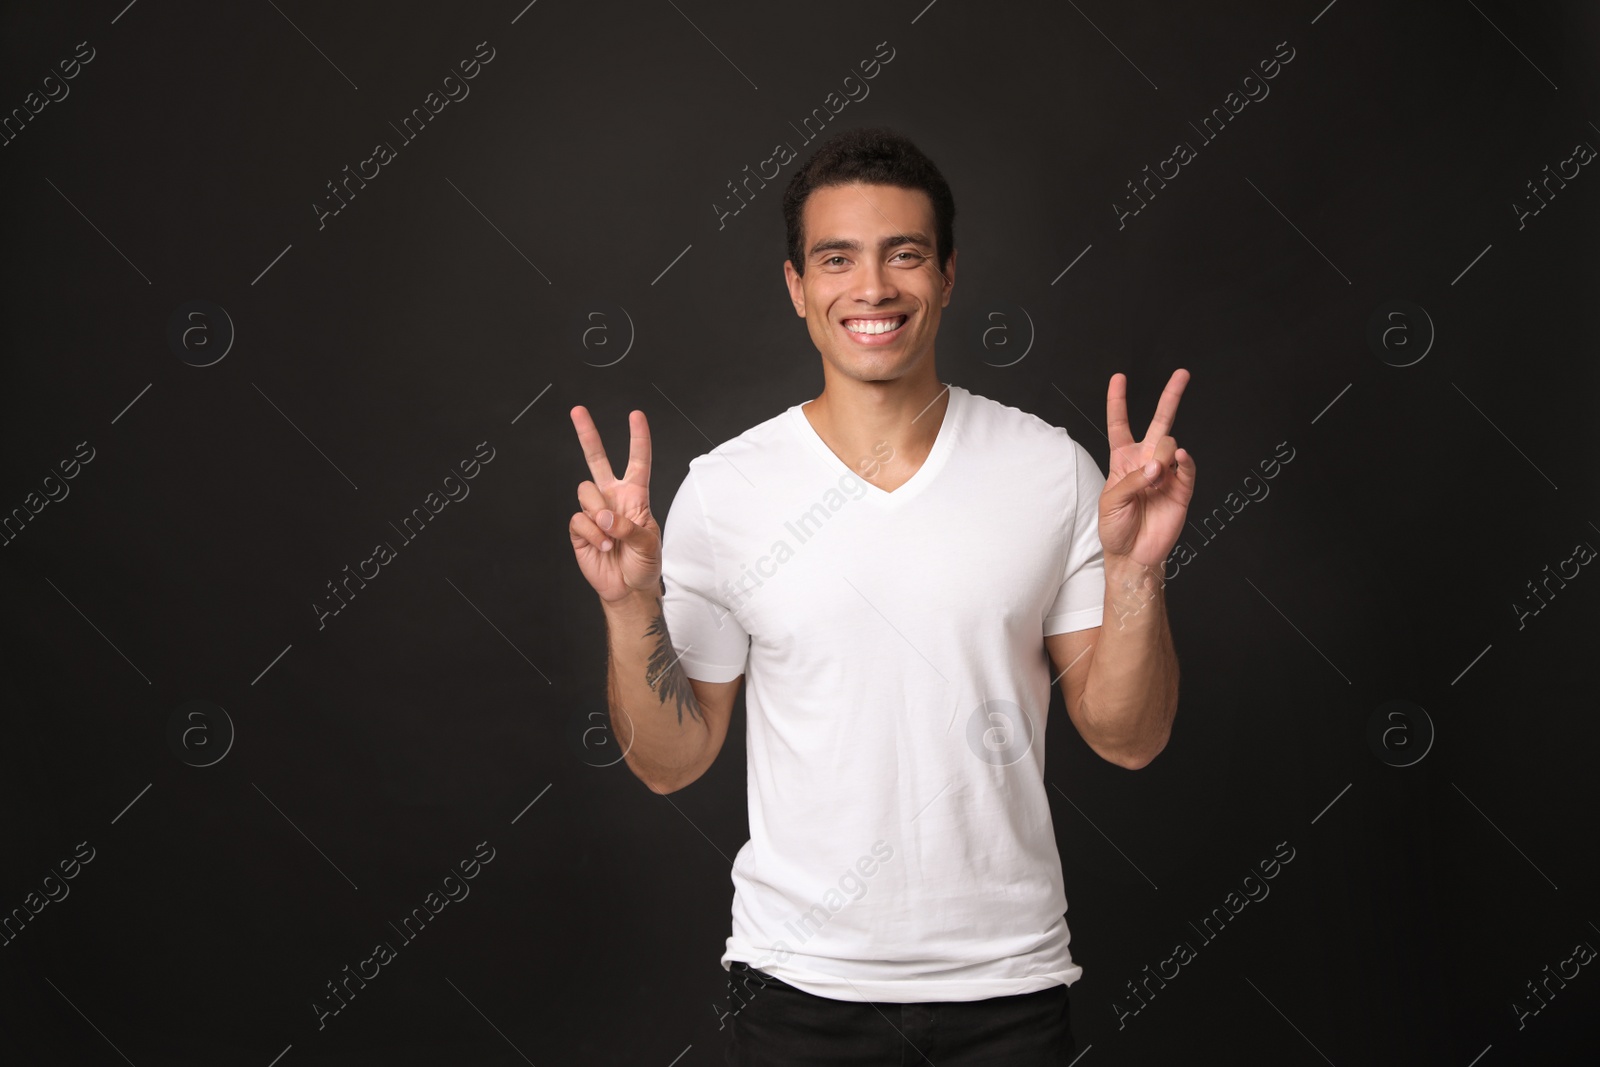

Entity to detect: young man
[569,126,1195,1065]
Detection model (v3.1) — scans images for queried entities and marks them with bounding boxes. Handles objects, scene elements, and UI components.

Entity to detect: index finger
[570,405,619,489]
[621,409,651,489]
[1142,368,1190,443]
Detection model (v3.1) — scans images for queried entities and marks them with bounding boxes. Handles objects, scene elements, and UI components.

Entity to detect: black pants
[722,961,1077,1066]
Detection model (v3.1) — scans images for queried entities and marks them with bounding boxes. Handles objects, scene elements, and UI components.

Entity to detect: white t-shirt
[659,382,1107,1003]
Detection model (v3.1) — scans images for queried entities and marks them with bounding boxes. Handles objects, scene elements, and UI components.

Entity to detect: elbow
[1105,730,1170,771]
[633,739,717,795]
[1078,686,1176,771]
[625,758,684,795]
[640,766,702,795]
[637,766,688,794]
[1116,748,1158,771]
[1108,700,1176,770]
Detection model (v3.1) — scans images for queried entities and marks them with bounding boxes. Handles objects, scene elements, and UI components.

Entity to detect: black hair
[782,126,956,277]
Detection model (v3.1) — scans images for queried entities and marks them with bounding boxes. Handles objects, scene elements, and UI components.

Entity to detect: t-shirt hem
[724,953,1083,1002]
[681,657,745,683]
[1043,606,1104,635]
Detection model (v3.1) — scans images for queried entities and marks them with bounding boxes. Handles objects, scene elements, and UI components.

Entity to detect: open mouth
[841,314,909,341]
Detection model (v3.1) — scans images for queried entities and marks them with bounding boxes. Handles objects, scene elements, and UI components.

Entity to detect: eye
[891,251,926,264]
[824,255,848,267]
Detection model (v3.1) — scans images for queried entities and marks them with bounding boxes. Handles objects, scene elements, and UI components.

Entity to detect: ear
[783,259,806,317]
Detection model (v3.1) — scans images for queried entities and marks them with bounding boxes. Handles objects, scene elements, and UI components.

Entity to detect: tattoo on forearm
[643,611,702,726]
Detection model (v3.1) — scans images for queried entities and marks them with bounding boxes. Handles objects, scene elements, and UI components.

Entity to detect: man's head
[782,127,957,386]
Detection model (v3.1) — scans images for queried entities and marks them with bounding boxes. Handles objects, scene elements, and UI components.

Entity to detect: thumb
[597,507,646,542]
[1105,460,1160,507]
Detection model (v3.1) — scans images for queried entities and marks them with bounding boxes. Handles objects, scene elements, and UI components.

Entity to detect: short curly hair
[782,126,956,277]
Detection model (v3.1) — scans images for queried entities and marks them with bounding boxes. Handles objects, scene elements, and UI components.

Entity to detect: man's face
[783,182,956,386]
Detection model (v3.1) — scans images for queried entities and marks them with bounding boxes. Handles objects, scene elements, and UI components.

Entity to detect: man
[569,126,1195,1066]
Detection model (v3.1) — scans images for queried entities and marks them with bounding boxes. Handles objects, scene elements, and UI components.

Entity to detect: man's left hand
[1098,368,1197,569]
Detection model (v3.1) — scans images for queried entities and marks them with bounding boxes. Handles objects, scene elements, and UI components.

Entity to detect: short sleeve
[659,463,751,683]
[1042,437,1106,635]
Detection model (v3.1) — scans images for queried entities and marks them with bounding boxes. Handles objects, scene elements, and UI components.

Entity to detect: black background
[2,1,1597,1064]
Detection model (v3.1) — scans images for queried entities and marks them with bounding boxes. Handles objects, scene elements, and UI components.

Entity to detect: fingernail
[601,539,612,552]
[599,510,613,531]
[1143,461,1159,479]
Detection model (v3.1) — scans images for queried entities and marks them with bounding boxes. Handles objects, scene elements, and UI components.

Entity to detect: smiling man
[568,126,1195,1066]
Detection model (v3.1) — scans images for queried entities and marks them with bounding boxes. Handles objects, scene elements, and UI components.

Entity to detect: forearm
[1081,556,1179,769]
[602,587,710,793]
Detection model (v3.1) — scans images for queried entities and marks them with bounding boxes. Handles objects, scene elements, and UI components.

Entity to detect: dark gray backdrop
[2,1,1596,1064]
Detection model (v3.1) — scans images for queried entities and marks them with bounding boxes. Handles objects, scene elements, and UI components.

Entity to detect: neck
[803,368,950,486]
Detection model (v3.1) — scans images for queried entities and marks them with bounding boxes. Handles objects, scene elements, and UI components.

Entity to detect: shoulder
[957,386,1105,519]
[679,401,796,498]
[956,385,1097,470]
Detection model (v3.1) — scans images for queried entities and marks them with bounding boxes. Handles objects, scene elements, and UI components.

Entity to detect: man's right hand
[569,406,662,605]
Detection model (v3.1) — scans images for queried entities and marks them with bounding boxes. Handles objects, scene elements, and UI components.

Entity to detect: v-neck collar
[789,384,965,506]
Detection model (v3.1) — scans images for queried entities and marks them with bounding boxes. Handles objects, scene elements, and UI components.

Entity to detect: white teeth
[844,316,905,335]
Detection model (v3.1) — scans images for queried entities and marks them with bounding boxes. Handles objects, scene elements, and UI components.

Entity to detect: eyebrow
[807,232,934,260]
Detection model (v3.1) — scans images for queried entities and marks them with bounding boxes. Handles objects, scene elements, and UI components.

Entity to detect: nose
[850,256,900,306]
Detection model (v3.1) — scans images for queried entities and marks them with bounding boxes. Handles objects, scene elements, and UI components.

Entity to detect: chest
[721,483,1070,656]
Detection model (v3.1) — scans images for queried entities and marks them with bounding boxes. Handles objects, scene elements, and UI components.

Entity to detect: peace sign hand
[569,406,663,604]
[1098,369,1197,569]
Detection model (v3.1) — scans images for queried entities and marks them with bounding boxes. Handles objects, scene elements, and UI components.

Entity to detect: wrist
[1104,554,1167,586]
[1103,554,1167,629]
[602,584,662,621]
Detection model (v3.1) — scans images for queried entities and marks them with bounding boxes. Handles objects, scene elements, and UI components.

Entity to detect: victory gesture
[569,407,662,603]
[1098,369,1197,569]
